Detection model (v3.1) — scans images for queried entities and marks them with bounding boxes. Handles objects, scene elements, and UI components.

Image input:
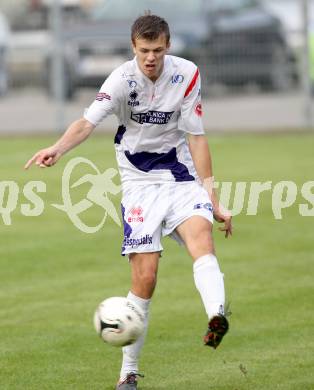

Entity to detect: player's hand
[213,204,233,238]
[24,147,61,169]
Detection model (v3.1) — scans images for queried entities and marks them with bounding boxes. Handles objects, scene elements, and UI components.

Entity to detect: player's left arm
[188,134,232,238]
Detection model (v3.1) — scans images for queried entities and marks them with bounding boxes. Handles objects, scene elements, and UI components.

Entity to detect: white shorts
[120,181,213,256]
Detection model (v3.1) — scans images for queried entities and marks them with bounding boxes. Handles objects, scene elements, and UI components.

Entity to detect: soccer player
[25,14,232,390]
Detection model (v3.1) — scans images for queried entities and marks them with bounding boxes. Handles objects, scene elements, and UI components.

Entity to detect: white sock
[193,254,225,320]
[119,291,150,381]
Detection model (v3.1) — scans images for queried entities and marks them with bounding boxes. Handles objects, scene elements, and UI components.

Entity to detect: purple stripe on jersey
[121,203,132,255]
[114,125,127,145]
[124,147,195,182]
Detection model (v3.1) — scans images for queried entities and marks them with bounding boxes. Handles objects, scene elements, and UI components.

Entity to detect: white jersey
[84,55,204,184]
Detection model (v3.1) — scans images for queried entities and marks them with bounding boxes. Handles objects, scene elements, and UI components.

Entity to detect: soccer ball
[93,297,145,347]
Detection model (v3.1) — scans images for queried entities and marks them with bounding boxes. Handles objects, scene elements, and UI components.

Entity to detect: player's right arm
[25,65,124,170]
[24,117,95,169]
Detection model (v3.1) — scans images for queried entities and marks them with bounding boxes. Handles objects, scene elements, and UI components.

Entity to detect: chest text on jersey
[131,110,175,125]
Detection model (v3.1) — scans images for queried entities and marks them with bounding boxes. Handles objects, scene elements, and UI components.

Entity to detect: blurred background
[0,0,314,133]
[1,4,313,388]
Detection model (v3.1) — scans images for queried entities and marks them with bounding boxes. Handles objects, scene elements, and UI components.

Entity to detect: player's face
[132,34,170,82]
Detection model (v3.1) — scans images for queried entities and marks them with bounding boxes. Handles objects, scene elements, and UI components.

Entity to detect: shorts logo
[96,92,111,101]
[172,74,184,84]
[195,103,202,117]
[128,206,144,223]
[131,110,174,125]
[123,234,153,248]
[128,90,140,107]
[193,202,213,212]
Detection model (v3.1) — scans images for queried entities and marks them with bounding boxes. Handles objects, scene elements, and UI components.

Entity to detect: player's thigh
[176,216,215,260]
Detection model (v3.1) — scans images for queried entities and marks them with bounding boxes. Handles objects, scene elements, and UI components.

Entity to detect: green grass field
[0,133,313,389]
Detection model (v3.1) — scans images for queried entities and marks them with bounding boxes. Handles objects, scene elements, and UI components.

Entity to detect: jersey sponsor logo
[128,206,144,223]
[128,90,140,107]
[127,80,137,89]
[171,74,184,84]
[123,234,153,247]
[193,202,213,212]
[195,103,202,117]
[96,92,111,101]
[131,110,174,125]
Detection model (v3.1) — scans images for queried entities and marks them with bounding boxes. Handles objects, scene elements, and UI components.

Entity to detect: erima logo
[131,110,174,125]
[128,206,144,223]
[123,234,153,247]
[128,90,140,107]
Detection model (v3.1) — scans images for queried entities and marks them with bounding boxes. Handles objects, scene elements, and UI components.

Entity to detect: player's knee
[186,229,214,259]
[179,218,212,244]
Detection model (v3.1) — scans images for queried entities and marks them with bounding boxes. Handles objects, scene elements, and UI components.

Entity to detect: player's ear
[132,40,137,55]
[166,40,171,52]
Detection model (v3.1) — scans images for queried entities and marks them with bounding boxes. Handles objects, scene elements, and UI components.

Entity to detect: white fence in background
[0,0,313,133]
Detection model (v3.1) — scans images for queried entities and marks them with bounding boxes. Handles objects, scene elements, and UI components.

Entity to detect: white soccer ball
[93,297,145,347]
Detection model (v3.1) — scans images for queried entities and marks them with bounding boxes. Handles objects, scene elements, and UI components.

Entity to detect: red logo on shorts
[130,207,143,216]
[195,103,202,117]
[128,207,144,223]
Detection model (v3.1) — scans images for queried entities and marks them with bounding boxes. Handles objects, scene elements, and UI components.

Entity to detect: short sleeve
[178,67,204,135]
[84,68,124,126]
